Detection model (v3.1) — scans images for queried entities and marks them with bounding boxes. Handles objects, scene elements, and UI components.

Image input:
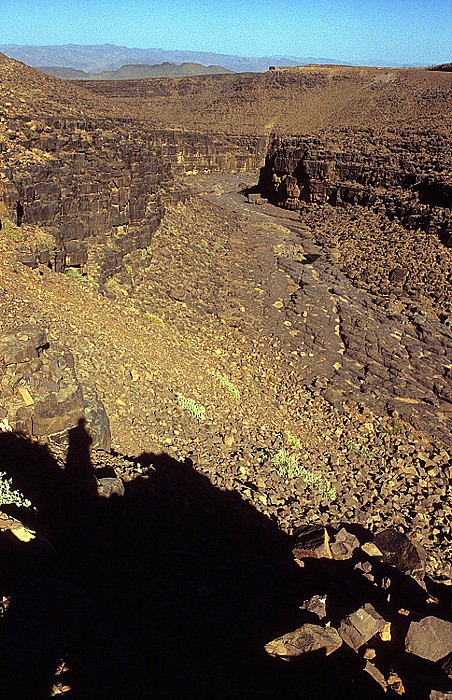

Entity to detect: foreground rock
[405,617,452,663]
[265,623,342,660]
[260,521,452,696]
[373,528,426,579]
[0,426,451,699]
[0,325,110,448]
[338,604,387,652]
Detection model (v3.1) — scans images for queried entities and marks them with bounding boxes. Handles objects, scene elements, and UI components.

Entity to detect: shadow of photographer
[1,421,447,699]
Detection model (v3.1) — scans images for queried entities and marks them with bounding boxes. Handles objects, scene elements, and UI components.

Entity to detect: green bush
[176,394,206,421]
[1,219,25,243]
[145,312,165,328]
[65,267,87,284]
[271,440,336,501]
[212,371,241,401]
[0,472,33,509]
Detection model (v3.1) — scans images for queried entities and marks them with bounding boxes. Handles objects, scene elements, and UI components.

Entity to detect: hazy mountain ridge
[1,43,351,73]
[37,61,234,81]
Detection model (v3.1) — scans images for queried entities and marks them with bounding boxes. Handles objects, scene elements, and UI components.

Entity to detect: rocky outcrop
[259,132,452,245]
[149,129,266,174]
[0,116,172,283]
[0,325,110,448]
[0,116,264,286]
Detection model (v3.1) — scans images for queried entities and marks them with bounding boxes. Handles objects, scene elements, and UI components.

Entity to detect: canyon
[0,55,451,698]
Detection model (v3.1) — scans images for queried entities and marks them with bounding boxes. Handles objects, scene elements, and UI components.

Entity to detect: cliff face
[259,132,452,245]
[150,129,266,175]
[0,115,264,283]
[0,116,169,280]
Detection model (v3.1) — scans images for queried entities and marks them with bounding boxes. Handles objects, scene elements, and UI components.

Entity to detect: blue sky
[1,0,450,65]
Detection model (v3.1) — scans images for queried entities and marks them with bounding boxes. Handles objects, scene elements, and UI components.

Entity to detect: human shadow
[0,425,450,699]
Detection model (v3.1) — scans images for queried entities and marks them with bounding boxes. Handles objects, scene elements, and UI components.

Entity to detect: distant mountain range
[0,43,349,74]
[36,62,235,81]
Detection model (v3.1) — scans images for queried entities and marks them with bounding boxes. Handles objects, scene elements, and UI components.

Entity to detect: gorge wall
[259,132,452,246]
[242,131,451,444]
[0,114,264,284]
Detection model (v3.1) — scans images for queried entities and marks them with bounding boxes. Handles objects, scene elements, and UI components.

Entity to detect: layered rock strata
[0,116,170,282]
[0,114,264,285]
[259,132,452,245]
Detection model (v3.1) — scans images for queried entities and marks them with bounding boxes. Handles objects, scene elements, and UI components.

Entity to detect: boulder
[405,617,452,662]
[0,325,47,365]
[299,594,327,620]
[97,477,125,499]
[364,661,387,691]
[293,524,332,559]
[338,603,387,651]
[0,326,110,450]
[330,527,360,560]
[264,623,342,660]
[373,528,425,579]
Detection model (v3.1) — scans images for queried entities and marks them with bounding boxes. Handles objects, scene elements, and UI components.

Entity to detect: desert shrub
[176,394,206,421]
[271,438,336,501]
[65,267,87,284]
[0,472,33,509]
[286,430,303,451]
[344,440,375,458]
[1,219,25,243]
[212,371,240,401]
[145,312,165,328]
[104,277,128,297]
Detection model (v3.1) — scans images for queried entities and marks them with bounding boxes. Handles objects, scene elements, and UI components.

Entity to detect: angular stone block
[373,528,425,578]
[339,604,387,651]
[293,524,332,560]
[405,617,452,662]
[330,527,360,560]
[265,623,342,661]
[0,326,47,365]
[97,477,125,499]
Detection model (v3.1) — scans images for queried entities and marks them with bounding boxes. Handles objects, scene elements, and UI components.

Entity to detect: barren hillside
[80,65,452,135]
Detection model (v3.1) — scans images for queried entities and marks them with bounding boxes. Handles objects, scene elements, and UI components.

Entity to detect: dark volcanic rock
[265,623,343,660]
[373,528,426,579]
[338,603,387,651]
[292,524,332,559]
[405,617,452,662]
[0,325,110,448]
[281,248,452,445]
[299,594,328,620]
[0,325,47,365]
[260,134,451,244]
[330,527,361,560]
[97,477,125,498]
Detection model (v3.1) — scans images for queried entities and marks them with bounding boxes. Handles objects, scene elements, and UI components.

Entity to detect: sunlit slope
[79,65,452,135]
